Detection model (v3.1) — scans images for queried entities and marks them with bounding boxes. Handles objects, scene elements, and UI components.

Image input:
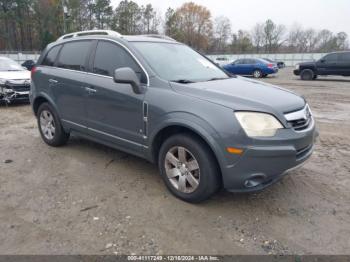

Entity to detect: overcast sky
[111,0,350,36]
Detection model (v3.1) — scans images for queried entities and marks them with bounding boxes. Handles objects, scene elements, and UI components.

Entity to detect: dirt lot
[0,69,349,255]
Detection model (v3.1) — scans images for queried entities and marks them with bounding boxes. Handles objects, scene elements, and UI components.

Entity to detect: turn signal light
[226,147,243,155]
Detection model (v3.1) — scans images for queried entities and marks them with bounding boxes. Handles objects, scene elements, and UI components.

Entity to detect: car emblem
[24,80,31,86]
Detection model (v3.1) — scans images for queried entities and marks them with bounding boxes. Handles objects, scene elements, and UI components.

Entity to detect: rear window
[57,41,91,71]
[42,45,61,66]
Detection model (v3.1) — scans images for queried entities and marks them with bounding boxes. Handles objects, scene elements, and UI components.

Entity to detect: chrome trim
[88,127,148,149]
[61,119,86,129]
[42,37,150,86]
[284,104,311,121]
[62,119,148,148]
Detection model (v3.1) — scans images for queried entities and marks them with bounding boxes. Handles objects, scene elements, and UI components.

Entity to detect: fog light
[244,174,266,188]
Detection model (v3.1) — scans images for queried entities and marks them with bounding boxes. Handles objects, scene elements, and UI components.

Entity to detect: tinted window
[42,45,61,66]
[93,41,146,83]
[246,59,256,64]
[57,41,91,71]
[323,53,338,62]
[234,59,243,64]
[339,52,350,62]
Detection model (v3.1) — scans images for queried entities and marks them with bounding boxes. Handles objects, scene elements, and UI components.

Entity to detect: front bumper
[222,120,318,192]
[0,90,29,103]
[293,69,300,76]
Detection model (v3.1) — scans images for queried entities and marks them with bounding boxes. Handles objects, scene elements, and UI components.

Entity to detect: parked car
[223,58,278,78]
[263,58,285,69]
[30,30,317,203]
[294,51,350,80]
[0,57,31,103]
[213,57,230,66]
[21,59,36,71]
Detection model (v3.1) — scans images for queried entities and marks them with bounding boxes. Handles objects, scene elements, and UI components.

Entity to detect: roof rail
[57,30,122,41]
[139,34,176,41]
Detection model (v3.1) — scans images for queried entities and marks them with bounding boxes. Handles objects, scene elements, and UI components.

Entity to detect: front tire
[37,103,70,146]
[158,134,221,203]
[300,69,314,80]
[253,69,263,78]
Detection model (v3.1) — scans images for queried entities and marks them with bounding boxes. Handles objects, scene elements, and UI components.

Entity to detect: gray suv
[30,30,318,202]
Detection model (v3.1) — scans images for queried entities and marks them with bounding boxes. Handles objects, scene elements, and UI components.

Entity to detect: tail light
[267,63,274,68]
[31,66,37,78]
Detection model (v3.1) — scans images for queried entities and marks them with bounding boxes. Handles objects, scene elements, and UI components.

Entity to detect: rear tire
[37,103,70,147]
[300,69,314,80]
[253,69,263,78]
[158,134,221,203]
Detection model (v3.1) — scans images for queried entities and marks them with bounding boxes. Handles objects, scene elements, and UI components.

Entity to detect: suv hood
[171,76,305,114]
[0,70,30,81]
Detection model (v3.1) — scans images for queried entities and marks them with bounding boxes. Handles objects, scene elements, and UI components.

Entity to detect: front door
[84,40,148,154]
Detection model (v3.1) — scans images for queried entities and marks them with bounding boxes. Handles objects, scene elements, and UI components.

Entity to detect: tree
[211,16,231,53]
[168,2,213,51]
[251,23,264,53]
[263,19,286,52]
[93,0,113,29]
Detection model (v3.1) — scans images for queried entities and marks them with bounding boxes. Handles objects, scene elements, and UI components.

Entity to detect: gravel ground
[0,68,349,255]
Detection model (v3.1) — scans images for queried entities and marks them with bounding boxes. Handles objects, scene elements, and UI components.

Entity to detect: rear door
[53,40,93,130]
[84,40,147,154]
[338,52,350,76]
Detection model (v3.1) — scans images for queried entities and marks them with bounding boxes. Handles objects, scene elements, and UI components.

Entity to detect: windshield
[132,42,229,82]
[0,58,24,71]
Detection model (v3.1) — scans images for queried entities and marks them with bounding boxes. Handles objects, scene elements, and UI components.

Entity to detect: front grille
[288,117,312,131]
[285,104,313,131]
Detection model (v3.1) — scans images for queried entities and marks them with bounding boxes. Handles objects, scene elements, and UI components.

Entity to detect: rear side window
[57,41,91,71]
[93,41,146,83]
[42,45,61,66]
[339,53,350,62]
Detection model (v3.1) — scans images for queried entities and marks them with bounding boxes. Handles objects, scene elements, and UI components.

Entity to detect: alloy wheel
[164,146,200,193]
[40,110,56,140]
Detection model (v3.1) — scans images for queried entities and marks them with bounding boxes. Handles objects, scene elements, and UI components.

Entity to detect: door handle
[84,87,97,94]
[48,79,58,84]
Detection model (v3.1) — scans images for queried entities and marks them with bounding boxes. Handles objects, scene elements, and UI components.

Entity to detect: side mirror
[113,67,143,94]
[320,59,325,63]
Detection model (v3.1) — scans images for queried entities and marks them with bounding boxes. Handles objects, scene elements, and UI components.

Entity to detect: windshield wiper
[170,79,195,84]
[206,77,229,81]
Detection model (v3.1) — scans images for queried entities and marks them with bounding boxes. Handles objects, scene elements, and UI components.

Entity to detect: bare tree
[212,16,231,52]
[251,23,264,53]
[263,19,286,52]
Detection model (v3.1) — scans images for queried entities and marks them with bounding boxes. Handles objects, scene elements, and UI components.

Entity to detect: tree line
[0,0,349,54]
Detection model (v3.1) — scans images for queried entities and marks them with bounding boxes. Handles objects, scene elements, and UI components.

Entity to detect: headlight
[235,112,283,137]
[295,64,300,70]
[0,79,5,85]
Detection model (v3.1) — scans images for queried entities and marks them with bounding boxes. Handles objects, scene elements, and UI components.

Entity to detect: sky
[111,0,350,36]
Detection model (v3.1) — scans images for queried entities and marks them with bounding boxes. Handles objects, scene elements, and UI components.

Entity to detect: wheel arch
[32,93,59,117]
[149,122,225,182]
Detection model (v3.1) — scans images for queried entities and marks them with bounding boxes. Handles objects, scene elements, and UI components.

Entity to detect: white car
[0,57,31,103]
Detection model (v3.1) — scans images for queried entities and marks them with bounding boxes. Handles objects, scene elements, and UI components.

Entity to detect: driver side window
[93,41,147,84]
